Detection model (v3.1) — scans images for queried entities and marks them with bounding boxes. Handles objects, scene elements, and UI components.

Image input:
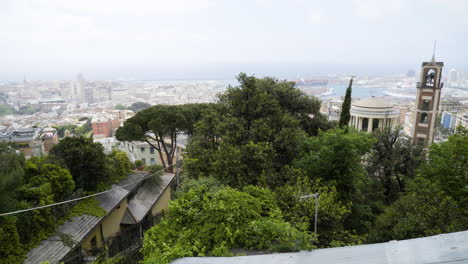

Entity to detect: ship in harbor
[294,78,335,97]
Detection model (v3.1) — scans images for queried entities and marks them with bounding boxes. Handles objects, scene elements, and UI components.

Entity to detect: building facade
[92,118,114,138]
[118,141,161,165]
[349,97,400,132]
[412,58,444,146]
[0,127,44,158]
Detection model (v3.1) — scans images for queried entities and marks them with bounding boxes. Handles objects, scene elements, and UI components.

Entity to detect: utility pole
[299,193,320,236]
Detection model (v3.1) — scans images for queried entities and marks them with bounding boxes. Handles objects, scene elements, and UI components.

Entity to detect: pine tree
[338,77,353,128]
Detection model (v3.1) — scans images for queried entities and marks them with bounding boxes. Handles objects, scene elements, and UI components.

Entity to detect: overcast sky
[1,0,467,80]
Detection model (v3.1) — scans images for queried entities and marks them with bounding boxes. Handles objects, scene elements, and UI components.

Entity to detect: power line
[0,164,175,217]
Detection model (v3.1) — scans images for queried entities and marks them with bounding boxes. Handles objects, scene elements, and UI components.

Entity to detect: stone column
[368,118,373,132]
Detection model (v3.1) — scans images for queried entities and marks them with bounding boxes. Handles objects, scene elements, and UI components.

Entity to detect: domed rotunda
[349,97,400,132]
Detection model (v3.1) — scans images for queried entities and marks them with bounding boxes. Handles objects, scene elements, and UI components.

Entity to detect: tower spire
[431,40,437,62]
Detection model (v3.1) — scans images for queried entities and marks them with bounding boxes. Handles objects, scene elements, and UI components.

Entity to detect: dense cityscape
[1,67,468,158]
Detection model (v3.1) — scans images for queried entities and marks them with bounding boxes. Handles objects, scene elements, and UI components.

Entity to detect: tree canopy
[116,104,211,172]
[184,73,330,188]
[49,137,109,191]
[365,127,425,203]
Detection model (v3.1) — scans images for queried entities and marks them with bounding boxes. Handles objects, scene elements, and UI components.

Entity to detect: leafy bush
[134,160,143,170]
[141,184,313,264]
[67,198,106,219]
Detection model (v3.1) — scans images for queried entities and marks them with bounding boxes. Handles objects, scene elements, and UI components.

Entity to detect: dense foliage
[184,73,329,188]
[114,102,152,112]
[142,184,314,264]
[0,140,133,263]
[365,127,425,203]
[139,74,468,263]
[53,118,92,138]
[49,137,130,191]
[369,129,468,242]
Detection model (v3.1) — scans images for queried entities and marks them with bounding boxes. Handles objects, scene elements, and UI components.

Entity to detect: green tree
[106,150,132,181]
[294,128,378,234]
[369,130,468,242]
[50,137,108,191]
[275,175,360,247]
[417,128,467,206]
[53,124,78,138]
[174,176,224,198]
[185,73,327,188]
[0,145,26,263]
[24,161,75,201]
[366,127,425,203]
[141,184,313,264]
[128,102,151,112]
[0,216,24,263]
[114,104,127,110]
[295,128,374,201]
[0,144,25,213]
[116,104,198,172]
[369,177,467,242]
[338,77,353,128]
[75,119,92,136]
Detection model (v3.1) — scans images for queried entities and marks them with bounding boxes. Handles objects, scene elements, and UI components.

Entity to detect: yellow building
[24,173,175,264]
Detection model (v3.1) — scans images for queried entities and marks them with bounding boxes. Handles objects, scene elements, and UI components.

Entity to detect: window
[422,100,430,111]
[150,158,156,164]
[150,147,155,154]
[425,69,436,87]
[362,118,368,131]
[141,147,145,153]
[420,113,428,124]
[372,119,379,131]
[142,158,146,164]
[417,137,425,146]
[91,236,97,248]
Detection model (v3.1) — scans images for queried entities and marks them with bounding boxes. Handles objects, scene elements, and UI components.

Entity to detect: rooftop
[24,172,175,264]
[352,97,393,109]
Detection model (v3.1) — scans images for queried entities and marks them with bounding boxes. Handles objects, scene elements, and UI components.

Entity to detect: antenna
[431,40,437,62]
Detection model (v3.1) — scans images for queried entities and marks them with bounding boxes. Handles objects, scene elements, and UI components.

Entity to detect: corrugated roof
[115,172,147,192]
[127,173,174,223]
[23,172,174,264]
[96,186,129,212]
[24,188,129,264]
[171,230,468,264]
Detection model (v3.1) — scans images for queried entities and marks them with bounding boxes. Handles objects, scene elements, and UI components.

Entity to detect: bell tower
[412,47,444,146]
